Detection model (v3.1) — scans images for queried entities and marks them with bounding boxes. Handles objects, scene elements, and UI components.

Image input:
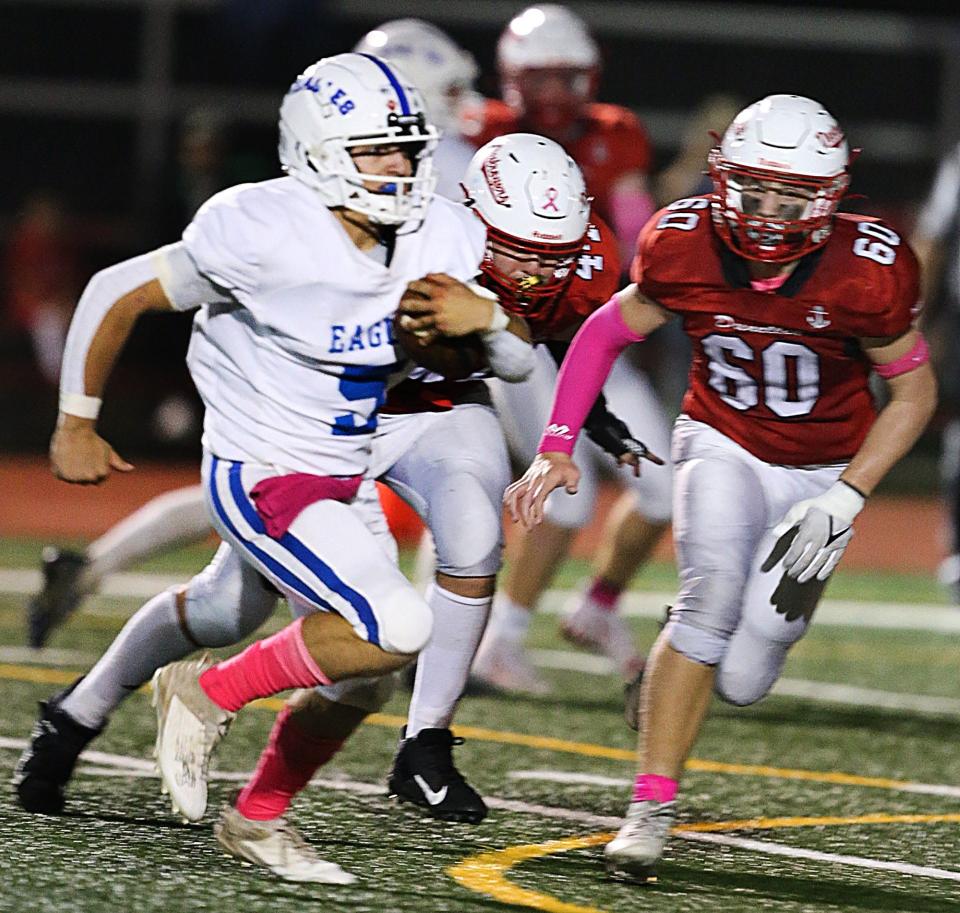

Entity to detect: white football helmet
[709,94,851,262]
[463,132,591,317]
[278,53,438,226]
[353,19,479,132]
[497,5,600,132]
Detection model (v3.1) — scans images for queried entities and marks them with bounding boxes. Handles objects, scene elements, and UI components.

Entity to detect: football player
[354,18,480,201]
[505,94,937,883]
[24,20,483,650]
[14,53,532,883]
[469,4,673,692]
[212,134,658,852]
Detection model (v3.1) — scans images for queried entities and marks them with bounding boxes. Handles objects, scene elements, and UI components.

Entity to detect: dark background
[2,0,958,470]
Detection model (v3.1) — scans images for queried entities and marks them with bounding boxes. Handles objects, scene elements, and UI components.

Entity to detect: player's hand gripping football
[504,452,581,530]
[50,415,133,485]
[398,273,499,339]
[765,480,865,583]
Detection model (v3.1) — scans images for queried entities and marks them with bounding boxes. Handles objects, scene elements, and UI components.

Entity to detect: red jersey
[384,217,621,414]
[526,215,621,342]
[631,197,919,466]
[471,99,652,222]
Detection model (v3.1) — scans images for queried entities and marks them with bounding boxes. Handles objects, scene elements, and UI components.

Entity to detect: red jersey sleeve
[826,216,921,340]
[524,216,622,340]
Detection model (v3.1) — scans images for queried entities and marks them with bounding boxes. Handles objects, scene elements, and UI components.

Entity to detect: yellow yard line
[448,834,613,913]
[449,813,960,913]
[678,811,960,832]
[0,662,947,793]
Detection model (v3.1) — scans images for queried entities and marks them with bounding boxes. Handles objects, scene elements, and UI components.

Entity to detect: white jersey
[180,176,485,476]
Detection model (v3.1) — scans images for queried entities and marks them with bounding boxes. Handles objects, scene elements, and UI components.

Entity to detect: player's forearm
[841,363,937,495]
[538,295,645,455]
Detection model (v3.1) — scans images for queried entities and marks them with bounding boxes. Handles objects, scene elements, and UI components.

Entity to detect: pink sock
[632,773,678,803]
[588,578,623,611]
[235,704,345,820]
[199,617,332,713]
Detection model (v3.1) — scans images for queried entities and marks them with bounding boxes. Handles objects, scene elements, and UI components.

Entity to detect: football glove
[768,480,865,584]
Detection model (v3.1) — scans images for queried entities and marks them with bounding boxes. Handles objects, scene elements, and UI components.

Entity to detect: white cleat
[151,655,234,822]
[215,804,357,884]
[471,636,551,696]
[604,799,676,883]
[560,592,645,680]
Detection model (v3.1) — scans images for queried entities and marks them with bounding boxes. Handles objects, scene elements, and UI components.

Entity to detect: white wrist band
[60,392,102,420]
[465,280,509,335]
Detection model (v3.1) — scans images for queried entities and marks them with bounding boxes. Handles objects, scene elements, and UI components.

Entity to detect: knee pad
[714,627,790,707]
[664,618,728,666]
[183,550,277,647]
[377,588,433,655]
[314,672,397,712]
[663,568,745,666]
[431,473,503,577]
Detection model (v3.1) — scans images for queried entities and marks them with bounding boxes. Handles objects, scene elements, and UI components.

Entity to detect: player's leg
[380,405,509,821]
[606,420,764,882]
[153,456,432,819]
[479,349,597,693]
[15,541,277,814]
[715,463,843,706]
[211,478,405,879]
[562,358,673,678]
[27,485,210,648]
[213,686,378,883]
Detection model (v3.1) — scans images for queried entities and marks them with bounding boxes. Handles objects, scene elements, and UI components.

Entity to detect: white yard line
[2,568,960,631]
[507,767,960,799]
[679,831,960,882]
[528,648,960,718]
[3,737,959,884]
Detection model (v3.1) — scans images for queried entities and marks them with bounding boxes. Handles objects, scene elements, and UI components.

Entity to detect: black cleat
[28,547,89,648]
[387,727,487,824]
[13,680,102,814]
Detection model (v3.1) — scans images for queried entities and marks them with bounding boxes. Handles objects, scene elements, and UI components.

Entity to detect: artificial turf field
[1,538,960,913]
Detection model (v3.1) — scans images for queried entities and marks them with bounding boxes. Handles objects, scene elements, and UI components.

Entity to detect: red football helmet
[709,94,851,263]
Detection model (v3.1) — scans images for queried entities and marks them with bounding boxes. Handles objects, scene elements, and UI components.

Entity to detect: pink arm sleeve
[538,295,645,455]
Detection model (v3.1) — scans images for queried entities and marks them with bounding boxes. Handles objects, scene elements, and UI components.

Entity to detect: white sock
[483,592,532,646]
[85,485,210,588]
[60,589,194,729]
[406,583,491,738]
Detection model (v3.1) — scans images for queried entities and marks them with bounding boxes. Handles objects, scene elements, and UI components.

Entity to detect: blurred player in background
[505,94,936,883]
[354,18,481,201]
[911,138,960,601]
[15,52,524,883]
[470,3,673,694]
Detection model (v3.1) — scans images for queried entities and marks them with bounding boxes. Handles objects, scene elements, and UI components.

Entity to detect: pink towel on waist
[249,472,363,538]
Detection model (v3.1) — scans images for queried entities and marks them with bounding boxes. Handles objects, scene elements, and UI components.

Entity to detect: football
[393,311,487,381]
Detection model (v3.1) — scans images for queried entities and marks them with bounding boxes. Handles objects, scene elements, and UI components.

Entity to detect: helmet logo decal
[542,187,560,212]
[816,127,845,149]
[481,148,511,206]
